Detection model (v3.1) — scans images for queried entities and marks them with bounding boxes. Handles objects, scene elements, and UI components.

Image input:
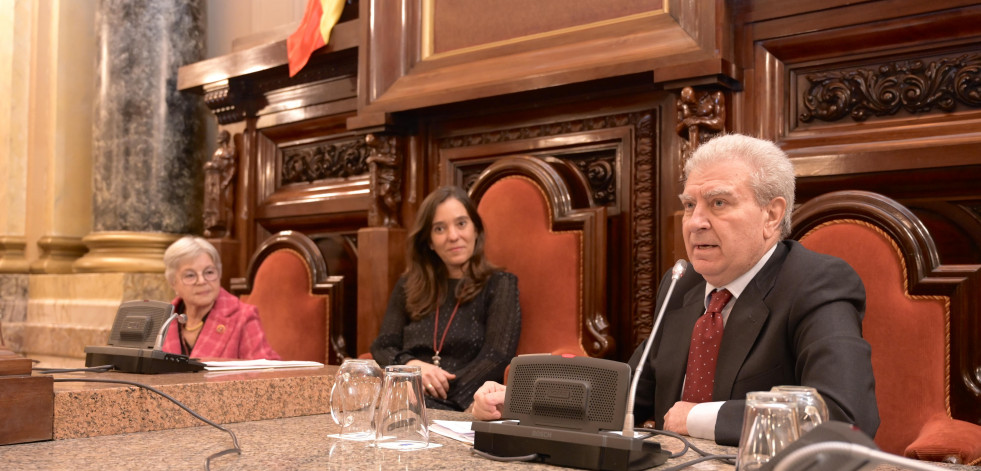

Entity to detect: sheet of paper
[203,359,324,371]
[429,420,475,444]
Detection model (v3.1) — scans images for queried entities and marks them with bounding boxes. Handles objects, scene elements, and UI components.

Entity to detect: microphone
[763,421,947,471]
[622,259,687,437]
[84,300,204,374]
[153,312,187,351]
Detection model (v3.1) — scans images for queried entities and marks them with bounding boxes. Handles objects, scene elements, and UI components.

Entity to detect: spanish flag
[287,0,346,77]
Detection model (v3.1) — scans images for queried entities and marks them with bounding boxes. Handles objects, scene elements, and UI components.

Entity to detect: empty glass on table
[374,365,429,450]
[770,385,828,434]
[329,358,384,441]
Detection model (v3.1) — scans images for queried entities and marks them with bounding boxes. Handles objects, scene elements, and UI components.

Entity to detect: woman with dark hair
[371,185,521,412]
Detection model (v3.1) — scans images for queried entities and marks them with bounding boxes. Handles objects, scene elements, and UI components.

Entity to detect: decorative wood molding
[204,130,237,239]
[630,112,658,349]
[280,135,369,185]
[360,0,730,114]
[800,53,981,123]
[365,133,403,228]
[675,86,726,175]
[203,81,247,125]
[439,113,647,209]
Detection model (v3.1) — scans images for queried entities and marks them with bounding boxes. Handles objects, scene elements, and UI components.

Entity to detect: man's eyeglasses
[180,268,219,285]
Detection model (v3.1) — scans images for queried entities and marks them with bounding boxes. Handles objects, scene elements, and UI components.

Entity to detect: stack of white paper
[203,359,324,371]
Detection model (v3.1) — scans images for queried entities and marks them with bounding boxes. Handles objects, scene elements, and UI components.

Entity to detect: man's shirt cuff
[687,401,724,441]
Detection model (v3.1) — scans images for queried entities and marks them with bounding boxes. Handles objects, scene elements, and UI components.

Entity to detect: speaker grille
[509,363,622,423]
[108,301,174,349]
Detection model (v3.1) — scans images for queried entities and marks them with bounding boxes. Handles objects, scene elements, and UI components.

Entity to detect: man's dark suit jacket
[629,240,880,445]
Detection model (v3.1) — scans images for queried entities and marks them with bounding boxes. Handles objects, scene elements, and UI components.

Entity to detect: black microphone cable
[637,427,736,470]
[36,366,241,471]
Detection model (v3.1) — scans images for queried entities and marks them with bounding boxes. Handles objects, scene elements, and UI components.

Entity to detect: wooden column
[356,227,405,356]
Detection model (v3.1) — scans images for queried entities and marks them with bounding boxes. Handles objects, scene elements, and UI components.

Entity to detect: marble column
[0,0,31,273]
[74,0,206,273]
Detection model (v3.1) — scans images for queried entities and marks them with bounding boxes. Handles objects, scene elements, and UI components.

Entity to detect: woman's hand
[471,381,507,420]
[406,359,456,399]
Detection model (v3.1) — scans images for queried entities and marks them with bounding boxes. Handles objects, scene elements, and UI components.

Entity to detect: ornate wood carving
[365,133,403,228]
[800,52,981,123]
[203,82,248,125]
[204,130,237,238]
[281,136,369,185]
[570,152,618,207]
[440,114,643,207]
[630,112,657,349]
[676,86,725,174]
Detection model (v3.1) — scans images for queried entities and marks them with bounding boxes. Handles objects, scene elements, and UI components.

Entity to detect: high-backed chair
[468,155,614,360]
[791,190,981,464]
[230,230,347,365]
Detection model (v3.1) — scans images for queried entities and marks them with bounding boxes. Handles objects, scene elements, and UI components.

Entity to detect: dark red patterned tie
[681,289,734,403]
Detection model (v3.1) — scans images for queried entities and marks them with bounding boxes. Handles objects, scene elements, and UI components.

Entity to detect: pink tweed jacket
[162,288,281,360]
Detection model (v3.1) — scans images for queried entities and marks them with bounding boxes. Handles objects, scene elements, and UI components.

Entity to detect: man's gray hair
[683,134,796,238]
[163,236,222,284]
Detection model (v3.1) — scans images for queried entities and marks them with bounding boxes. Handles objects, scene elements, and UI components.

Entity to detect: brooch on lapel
[216,324,226,334]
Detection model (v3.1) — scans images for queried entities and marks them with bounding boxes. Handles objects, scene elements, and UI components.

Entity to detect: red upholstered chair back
[231,231,346,364]
[792,191,981,461]
[468,156,612,359]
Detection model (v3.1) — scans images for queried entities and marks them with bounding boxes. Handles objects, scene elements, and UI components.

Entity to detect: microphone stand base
[472,420,669,471]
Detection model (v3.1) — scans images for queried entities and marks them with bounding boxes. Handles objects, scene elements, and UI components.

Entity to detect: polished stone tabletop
[4,367,976,470]
[2,409,977,471]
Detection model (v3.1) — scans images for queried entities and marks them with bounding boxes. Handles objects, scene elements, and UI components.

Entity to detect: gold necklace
[184,320,204,332]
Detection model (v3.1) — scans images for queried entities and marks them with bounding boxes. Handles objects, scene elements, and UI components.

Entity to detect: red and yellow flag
[287,0,346,77]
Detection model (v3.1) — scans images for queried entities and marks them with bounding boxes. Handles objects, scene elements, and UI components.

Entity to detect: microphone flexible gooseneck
[623,259,688,437]
[153,311,187,351]
[772,442,947,471]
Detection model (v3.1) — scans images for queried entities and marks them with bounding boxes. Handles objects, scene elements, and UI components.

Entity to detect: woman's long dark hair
[404,185,497,320]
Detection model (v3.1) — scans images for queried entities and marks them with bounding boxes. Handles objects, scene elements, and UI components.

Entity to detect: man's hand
[406,359,456,400]
[471,381,507,420]
[662,401,696,435]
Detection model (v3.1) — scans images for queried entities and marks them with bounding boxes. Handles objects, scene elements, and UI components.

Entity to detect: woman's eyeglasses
[180,268,219,285]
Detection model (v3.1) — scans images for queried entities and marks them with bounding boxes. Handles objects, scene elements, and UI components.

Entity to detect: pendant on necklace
[433,355,441,368]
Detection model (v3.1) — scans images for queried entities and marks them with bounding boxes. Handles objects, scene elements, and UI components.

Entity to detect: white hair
[684,134,796,238]
[163,236,221,284]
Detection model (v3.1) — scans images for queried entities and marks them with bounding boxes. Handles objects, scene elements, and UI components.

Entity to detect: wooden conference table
[1,367,977,470]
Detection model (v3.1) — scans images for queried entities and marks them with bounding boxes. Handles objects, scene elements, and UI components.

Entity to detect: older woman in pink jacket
[160,236,280,360]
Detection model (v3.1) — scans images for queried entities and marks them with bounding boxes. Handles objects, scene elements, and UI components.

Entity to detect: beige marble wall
[3,272,172,368]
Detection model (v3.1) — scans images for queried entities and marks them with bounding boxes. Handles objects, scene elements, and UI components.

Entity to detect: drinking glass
[735,391,801,471]
[770,385,829,434]
[374,365,429,450]
[329,358,384,441]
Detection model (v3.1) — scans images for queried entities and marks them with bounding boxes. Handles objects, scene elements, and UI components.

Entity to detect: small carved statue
[365,133,403,228]
[676,87,726,174]
[203,130,237,238]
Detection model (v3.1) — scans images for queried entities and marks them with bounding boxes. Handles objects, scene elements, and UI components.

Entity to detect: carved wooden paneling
[798,53,981,124]
[747,4,981,157]
[742,2,981,266]
[281,136,369,185]
[359,0,732,115]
